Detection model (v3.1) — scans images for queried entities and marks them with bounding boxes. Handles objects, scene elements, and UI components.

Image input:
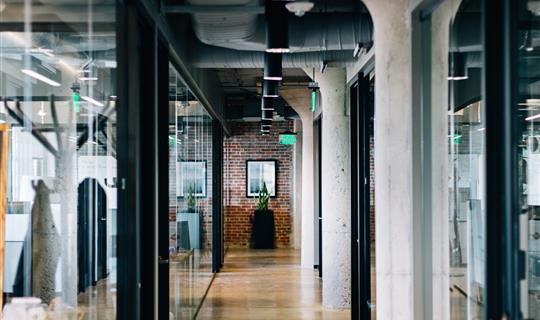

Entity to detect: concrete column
[361,0,415,318]
[317,68,351,309]
[430,2,458,319]
[281,89,315,268]
[292,119,303,249]
[300,112,314,268]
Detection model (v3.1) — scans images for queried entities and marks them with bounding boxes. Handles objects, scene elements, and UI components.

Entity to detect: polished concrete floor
[197,249,350,320]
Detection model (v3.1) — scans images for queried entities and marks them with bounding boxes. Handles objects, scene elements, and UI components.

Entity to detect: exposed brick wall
[223,121,293,248]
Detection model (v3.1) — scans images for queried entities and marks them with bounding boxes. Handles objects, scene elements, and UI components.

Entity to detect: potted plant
[177,184,201,250]
[251,183,275,249]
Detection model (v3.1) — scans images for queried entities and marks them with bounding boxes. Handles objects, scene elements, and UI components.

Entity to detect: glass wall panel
[518,1,540,318]
[169,64,213,319]
[0,0,117,318]
[447,0,485,318]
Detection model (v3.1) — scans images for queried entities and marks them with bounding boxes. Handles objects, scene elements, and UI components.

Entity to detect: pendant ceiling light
[262,109,274,120]
[263,80,279,97]
[448,52,468,81]
[264,53,282,81]
[285,1,314,17]
[261,96,275,111]
[266,1,289,53]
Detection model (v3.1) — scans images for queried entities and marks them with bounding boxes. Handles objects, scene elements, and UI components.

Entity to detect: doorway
[314,117,322,277]
[77,178,107,293]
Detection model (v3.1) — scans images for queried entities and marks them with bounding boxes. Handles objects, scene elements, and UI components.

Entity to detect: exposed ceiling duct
[185,0,373,53]
[189,43,357,68]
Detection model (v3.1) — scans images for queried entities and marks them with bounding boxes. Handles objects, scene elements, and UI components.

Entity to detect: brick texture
[223,121,293,248]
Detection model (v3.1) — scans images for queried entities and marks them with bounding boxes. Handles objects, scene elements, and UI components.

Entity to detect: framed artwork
[246,160,277,197]
[177,160,207,198]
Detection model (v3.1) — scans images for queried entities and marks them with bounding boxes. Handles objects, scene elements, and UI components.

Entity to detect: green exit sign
[73,92,80,113]
[279,134,297,145]
[311,91,316,112]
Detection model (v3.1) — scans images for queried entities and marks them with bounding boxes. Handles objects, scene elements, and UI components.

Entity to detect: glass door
[168,64,214,319]
[447,0,486,318]
[517,1,540,318]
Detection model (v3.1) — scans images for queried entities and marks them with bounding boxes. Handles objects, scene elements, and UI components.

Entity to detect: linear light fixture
[79,76,98,81]
[29,47,54,57]
[263,80,279,97]
[261,97,275,111]
[266,1,290,53]
[262,109,274,120]
[448,52,468,81]
[21,69,61,87]
[526,113,540,121]
[81,95,104,107]
[519,99,540,106]
[264,53,283,81]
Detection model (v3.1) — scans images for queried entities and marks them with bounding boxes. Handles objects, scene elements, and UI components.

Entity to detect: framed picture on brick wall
[177,160,207,198]
[246,160,277,197]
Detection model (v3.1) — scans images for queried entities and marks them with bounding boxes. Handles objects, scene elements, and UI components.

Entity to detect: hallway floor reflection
[197,249,350,320]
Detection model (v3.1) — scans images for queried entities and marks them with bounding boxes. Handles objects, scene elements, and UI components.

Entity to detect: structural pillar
[362,0,415,318]
[317,68,351,309]
[281,88,315,268]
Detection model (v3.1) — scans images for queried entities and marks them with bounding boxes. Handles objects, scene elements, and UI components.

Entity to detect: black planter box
[252,209,275,249]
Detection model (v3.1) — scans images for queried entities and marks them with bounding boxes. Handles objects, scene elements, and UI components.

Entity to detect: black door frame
[213,119,224,273]
[117,1,168,319]
[350,72,374,319]
[483,0,522,318]
[314,117,323,277]
[117,1,227,319]
[413,0,523,317]
[157,33,170,320]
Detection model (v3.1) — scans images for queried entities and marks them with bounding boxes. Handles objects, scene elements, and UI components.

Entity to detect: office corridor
[197,249,350,320]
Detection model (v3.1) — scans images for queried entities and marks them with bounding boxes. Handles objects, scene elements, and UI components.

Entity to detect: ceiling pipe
[189,43,358,68]
[188,10,373,53]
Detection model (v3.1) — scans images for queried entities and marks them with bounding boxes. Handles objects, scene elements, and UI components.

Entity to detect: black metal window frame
[483,0,522,318]
[412,0,523,318]
[350,72,374,320]
[116,0,227,319]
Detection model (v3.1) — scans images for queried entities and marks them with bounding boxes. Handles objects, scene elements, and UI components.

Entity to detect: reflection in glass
[169,64,213,319]
[519,1,540,318]
[0,0,117,317]
[448,0,485,318]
